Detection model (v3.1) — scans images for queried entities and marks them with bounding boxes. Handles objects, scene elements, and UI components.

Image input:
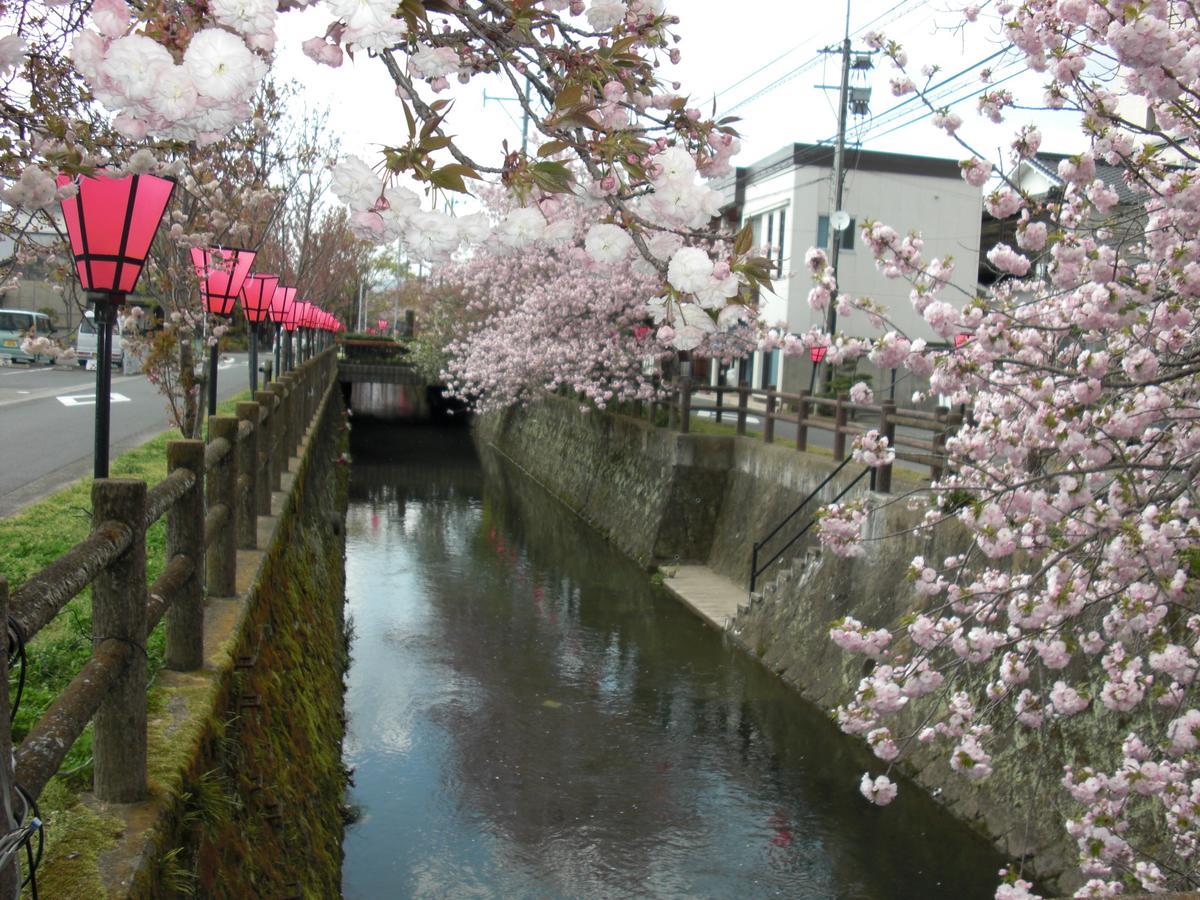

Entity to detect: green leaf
[530,161,575,193]
[438,163,481,181]
[537,140,570,158]
[429,168,468,194]
[733,224,753,257]
[555,83,583,109]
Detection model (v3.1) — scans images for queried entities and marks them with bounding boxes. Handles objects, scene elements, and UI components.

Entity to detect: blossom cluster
[71,0,269,143]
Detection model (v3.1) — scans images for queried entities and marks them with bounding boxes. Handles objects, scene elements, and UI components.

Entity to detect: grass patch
[0,394,250,792]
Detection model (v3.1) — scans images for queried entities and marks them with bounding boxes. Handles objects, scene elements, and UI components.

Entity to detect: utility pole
[818,0,874,393]
[484,78,535,154]
[827,2,852,344]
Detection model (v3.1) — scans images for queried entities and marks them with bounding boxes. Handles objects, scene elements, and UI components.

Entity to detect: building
[718,143,983,396]
[979,151,1144,289]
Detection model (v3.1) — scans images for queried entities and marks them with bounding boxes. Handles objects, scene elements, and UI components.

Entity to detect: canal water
[341,423,1001,899]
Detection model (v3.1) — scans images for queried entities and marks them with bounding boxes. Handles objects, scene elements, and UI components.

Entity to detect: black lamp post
[191,246,256,416]
[270,285,296,376]
[240,273,278,394]
[56,171,175,478]
[808,344,828,394]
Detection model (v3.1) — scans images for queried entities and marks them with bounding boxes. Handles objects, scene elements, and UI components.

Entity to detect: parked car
[0,308,55,364]
[75,310,125,368]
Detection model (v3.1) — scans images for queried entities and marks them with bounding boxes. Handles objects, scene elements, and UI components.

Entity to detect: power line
[717,0,926,116]
[852,47,1011,136]
[860,63,1027,144]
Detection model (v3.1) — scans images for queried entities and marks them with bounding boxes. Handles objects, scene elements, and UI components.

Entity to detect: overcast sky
[271,1,1089,197]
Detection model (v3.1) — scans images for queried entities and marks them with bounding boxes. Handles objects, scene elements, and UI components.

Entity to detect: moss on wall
[31,385,350,899]
[476,396,732,568]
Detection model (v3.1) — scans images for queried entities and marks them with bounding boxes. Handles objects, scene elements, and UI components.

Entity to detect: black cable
[7,618,25,725]
[14,783,42,900]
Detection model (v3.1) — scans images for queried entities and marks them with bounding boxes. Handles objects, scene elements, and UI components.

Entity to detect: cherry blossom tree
[437,190,666,410]
[799,3,1200,897]
[3,0,1199,894]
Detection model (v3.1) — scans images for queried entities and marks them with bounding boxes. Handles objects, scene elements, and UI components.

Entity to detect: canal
[341,422,1001,899]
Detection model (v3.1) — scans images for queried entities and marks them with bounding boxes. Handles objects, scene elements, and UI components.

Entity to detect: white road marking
[57,392,132,407]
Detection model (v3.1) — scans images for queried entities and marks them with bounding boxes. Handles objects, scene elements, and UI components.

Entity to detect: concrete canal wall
[477,396,1099,894]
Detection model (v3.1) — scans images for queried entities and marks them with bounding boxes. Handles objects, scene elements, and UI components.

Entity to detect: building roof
[1017,152,1142,207]
[718,142,965,210]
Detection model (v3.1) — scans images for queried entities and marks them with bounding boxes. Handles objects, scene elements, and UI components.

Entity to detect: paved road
[0,354,251,517]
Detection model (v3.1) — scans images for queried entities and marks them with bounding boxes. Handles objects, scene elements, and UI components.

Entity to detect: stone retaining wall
[477,396,1101,894]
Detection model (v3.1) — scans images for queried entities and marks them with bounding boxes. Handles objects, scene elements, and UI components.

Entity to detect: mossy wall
[178,390,350,898]
[32,385,350,898]
[476,396,732,568]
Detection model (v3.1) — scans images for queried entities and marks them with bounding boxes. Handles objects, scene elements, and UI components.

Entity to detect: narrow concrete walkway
[661,564,745,630]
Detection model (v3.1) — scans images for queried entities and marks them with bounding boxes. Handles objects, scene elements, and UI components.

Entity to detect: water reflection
[342,423,999,899]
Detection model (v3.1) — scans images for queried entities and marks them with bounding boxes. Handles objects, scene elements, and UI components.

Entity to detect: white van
[75,310,124,368]
[0,308,55,364]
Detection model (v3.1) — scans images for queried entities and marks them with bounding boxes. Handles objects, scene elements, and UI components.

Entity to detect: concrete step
[661,564,746,631]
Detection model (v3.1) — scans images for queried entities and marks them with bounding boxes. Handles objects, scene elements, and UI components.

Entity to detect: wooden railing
[0,348,338,888]
[632,380,963,493]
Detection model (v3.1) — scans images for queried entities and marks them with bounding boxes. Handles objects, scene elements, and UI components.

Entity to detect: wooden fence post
[796,389,811,452]
[92,479,148,803]
[165,441,205,671]
[253,391,276,515]
[236,402,260,550]
[763,388,776,444]
[833,394,849,461]
[0,578,19,898]
[207,417,239,597]
[269,381,288,487]
[288,372,303,453]
[736,384,748,436]
[878,401,896,494]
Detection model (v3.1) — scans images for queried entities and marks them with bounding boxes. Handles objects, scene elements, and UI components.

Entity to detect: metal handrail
[749,462,871,594]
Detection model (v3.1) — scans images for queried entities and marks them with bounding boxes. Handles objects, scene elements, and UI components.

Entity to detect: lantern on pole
[240,273,278,393]
[191,246,256,416]
[954,333,970,349]
[57,171,175,478]
[808,344,829,394]
[270,285,297,374]
[282,294,301,371]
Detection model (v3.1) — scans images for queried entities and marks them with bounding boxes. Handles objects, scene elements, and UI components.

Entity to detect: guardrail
[0,348,337,890]
[628,380,964,492]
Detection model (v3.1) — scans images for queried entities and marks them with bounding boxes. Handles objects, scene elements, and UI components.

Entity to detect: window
[817,214,856,252]
[0,312,32,333]
[745,206,788,277]
[78,316,96,335]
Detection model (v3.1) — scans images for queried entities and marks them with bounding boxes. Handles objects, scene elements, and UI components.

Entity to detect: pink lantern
[271,286,297,328]
[810,345,828,364]
[285,300,304,333]
[191,246,256,318]
[57,170,175,480]
[57,172,175,296]
[954,333,970,348]
[240,273,278,325]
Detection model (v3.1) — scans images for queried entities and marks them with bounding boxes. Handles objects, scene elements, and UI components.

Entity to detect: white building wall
[736,153,981,394]
[789,165,982,342]
[740,168,794,328]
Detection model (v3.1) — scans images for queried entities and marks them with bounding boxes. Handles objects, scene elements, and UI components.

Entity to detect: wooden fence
[634,380,963,494]
[0,348,337,891]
